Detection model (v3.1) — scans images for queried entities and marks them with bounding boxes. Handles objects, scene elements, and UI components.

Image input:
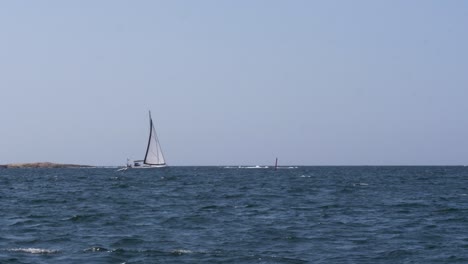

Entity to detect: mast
[275,157,278,170]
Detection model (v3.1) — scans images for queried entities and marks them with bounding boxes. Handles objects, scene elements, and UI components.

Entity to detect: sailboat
[124,111,167,169]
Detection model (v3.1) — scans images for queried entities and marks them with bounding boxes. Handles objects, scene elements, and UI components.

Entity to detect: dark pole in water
[275,158,278,170]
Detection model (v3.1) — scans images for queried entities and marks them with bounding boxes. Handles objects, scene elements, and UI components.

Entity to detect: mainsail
[143,111,166,165]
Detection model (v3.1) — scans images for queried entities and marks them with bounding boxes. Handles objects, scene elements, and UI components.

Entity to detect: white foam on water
[7,248,59,254]
[224,165,271,169]
[172,249,193,254]
[353,183,369,186]
[243,166,269,169]
[84,246,109,252]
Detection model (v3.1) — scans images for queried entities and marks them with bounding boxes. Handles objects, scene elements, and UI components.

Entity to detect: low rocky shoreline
[0,162,92,169]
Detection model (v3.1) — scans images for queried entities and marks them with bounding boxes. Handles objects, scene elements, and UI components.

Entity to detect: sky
[1,1,467,166]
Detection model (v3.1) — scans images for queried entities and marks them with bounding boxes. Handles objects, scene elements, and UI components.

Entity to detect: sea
[1,166,468,263]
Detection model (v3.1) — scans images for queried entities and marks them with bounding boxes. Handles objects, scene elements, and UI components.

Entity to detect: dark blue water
[1,166,468,263]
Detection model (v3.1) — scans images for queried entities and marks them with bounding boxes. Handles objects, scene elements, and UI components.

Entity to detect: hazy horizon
[1,1,467,166]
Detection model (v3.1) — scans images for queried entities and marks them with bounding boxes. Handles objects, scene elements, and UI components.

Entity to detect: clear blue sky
[1,1,467,166]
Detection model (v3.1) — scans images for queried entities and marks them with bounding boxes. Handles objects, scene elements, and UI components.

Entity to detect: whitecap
[172,249,193,255]
[84,246,109,252]
[7,248,59,254]
[224,166,269,169]
[353,183,369,186]
[243,166,269,169]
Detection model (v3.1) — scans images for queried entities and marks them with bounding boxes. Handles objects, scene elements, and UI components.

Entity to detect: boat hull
[130,164,167,169]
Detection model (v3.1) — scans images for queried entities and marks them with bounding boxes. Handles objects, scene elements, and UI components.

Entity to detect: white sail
[144,112,166,166]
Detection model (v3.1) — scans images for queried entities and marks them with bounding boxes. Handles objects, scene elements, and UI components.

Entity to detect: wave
[5,248,59,254]
[224,166,270,169]
[84,246,109,252]
[224,166,298,169]
[82,247,195,255]
[353,183,369,186]
[171,249,193,255]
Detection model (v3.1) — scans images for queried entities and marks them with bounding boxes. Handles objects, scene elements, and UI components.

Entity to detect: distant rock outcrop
[1,162,92,168]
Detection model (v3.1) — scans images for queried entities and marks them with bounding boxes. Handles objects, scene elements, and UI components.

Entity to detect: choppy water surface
[1,166,468,263]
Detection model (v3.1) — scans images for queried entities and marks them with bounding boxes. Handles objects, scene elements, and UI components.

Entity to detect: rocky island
[0,162,92,168]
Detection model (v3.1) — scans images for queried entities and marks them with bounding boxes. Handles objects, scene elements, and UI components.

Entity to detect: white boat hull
[131,164,167,169]
[117,164,167,171]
